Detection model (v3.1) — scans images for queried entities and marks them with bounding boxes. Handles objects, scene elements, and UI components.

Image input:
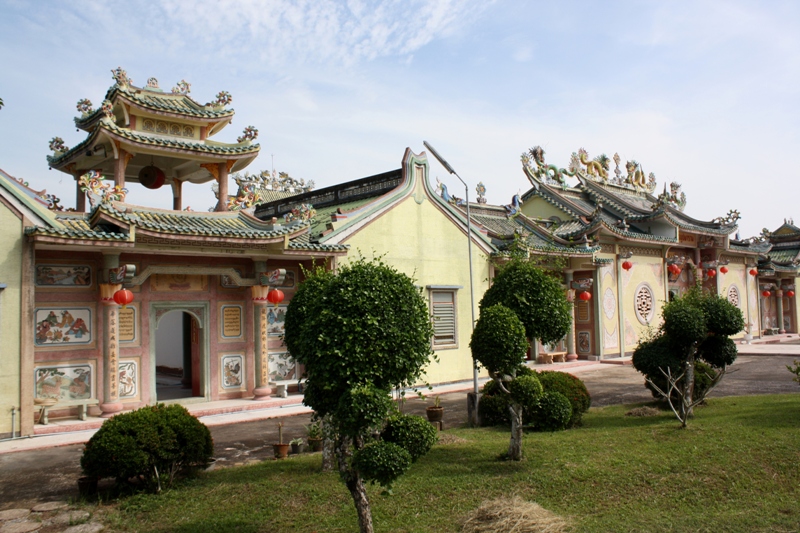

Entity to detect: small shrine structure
[46,68,260,212]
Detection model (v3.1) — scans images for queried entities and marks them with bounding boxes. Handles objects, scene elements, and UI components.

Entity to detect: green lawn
[100,394,800,532]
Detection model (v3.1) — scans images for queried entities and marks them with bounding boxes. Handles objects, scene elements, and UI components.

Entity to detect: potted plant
[289,437,304,455]
[426,395,444,423]
[306,420,323,452]
[273,422,289,459]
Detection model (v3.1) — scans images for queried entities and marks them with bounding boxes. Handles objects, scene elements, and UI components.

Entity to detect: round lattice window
[634,283,655,325]
[727,285,740,308]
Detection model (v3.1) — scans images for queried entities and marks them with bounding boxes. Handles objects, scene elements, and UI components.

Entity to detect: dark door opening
[155,310,201,401]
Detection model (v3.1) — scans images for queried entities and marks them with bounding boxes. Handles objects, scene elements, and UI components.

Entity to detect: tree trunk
[335,436,373,533]
[507,402,524,461]
[321,415,335,472]
[681,352,696,427]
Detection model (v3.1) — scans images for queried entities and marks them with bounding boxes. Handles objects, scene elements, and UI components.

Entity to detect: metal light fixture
[423,140,477,397]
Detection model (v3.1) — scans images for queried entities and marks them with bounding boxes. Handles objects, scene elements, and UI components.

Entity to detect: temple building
[1,69,797,440]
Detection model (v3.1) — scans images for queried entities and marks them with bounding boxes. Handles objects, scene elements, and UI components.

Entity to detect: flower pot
[290,443,303,455]
[273,443,290,459]
[426,406,444,423]
[307,437,323,452]
[77,476,98,498]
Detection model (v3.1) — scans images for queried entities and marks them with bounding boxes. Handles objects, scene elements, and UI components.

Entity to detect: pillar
[215,161,229,212]
[99,282,124,416]
[564,271,578,361]
[252,288,272,400]
[172,179,183,211]
[75,174,86,212]
[113,148,129,189]
[776,289,785,334]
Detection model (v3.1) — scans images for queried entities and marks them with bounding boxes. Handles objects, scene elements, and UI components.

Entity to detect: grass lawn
[99,394,800,532]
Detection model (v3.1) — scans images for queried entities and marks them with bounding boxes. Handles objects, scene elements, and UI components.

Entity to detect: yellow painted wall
[340,185,490,385]
[520,197,572,221]
[719,263,749,339]
[619,254,665,353]
[595,258,620,356]
[0,202,23,436]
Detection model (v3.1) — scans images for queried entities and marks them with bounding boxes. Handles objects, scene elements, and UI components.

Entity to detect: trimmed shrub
[470,304,529,377]
[335,383,393,437]
[81,404,212,491]
[536,371,591,427]
[697,335,738,368]
[531,391,572,432]
[381,413,437,462]
[702,296,745,336]
[478,391,511,426]
[509,374,544,408]
[352,441,412,491]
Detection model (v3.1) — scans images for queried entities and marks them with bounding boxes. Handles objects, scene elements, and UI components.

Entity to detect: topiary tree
[536,371,591,427]
[284,257,435,533]
[470,303,539,460]
[80,404,212,493]
[632,289,744,427]
[479,260,573,346]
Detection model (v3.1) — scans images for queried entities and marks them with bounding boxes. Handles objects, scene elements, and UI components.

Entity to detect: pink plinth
[566,353,579,362]
[252,385,273,401]
[99,401,124,418]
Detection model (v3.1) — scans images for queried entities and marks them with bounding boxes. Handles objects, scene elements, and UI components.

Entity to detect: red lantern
[707,269,716,277]
[787,290,796,298]
[113,288,134,308]
[266,288,285,306]
[578,291,592,301]
[762,290,771,298]
[749,268,758,276]
[668,264,681,276]
[720,266,728,274]
[622,260,633,271]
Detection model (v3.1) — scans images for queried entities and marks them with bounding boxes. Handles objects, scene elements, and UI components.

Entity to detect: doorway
[155,310,203,401]
[573,271,596,357]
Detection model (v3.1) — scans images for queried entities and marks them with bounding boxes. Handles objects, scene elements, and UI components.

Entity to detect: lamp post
[423,141,480,421]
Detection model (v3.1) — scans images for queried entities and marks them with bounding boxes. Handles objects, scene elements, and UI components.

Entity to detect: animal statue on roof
[521,146,576,187]
[436,178,466,207]
[653,182,687,212]
[578,148,610,181]
[504,193,521,218]
[625,160,647,189]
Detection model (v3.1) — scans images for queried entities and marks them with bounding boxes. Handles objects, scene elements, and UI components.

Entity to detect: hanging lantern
[762,290,771,298]
[749,268,758,276]
[138,165,166,189]
[622,260,633,271]
[578,291,592,301]
[113,288,134,308]
[719,266,728,274]
[787,290,795,298]
[707,269,716,277]
[266,288,285,306]
[668,264,681,276]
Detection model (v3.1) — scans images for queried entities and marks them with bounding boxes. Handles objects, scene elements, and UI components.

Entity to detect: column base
[99,401,124,418]
[252,385,273,401]
[566,353,579,362]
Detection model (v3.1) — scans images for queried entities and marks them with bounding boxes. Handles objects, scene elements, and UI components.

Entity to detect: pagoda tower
[47,68,260,211]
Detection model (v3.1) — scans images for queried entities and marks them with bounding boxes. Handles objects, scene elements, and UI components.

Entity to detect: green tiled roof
[26,203,307,242]
[768,247,800,264]
[48,119,259,167]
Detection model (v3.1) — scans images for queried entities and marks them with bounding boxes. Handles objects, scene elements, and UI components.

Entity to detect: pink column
[251,285,272,400]
[99,283,124,416]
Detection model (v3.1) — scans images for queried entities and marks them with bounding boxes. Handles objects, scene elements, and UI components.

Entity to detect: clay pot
[426,406,444,423]
[273,444,290,459]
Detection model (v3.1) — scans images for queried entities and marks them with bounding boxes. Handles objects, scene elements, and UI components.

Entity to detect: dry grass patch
[437,433,468,445]
[625,406,660,417]
[461,495,570,533]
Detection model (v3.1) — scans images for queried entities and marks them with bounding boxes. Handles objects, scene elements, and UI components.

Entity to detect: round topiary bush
[477,390,511,426]
[509,374,544,409]
[81,404,213,491]
[702,296,745,336]
[697,335,738,368]
[381,413,437,462]
[536,371,591,427]
[352,441,412,491]
[530,391,572,432]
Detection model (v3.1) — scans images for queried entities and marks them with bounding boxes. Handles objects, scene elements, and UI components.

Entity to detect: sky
[1,0,798,238]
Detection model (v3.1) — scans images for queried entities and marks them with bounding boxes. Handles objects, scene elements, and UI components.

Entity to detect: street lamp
[423,141,479,401]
